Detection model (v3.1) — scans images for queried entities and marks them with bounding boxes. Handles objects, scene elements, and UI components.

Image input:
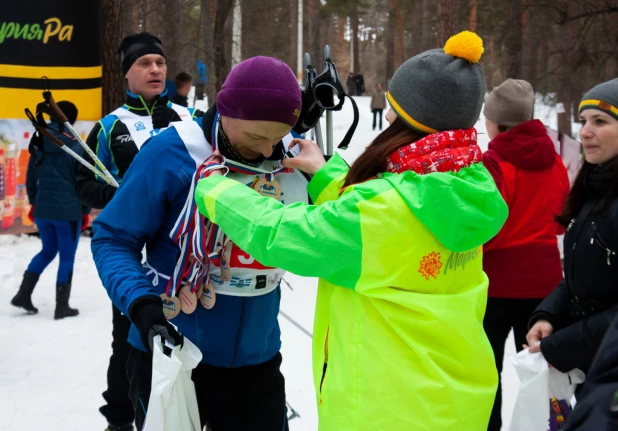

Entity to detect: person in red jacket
[481,78,570,431]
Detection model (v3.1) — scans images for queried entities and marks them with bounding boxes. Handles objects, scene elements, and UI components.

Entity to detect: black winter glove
[152,104,181,129]
[130,296,183,353]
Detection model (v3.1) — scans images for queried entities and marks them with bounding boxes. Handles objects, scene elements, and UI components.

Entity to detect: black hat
[118,32,165,75]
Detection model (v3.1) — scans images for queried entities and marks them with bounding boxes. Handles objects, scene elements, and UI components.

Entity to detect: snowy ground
[1,95,571,431]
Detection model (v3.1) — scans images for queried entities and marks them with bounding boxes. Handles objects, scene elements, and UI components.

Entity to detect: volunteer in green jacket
[194,31,508,430]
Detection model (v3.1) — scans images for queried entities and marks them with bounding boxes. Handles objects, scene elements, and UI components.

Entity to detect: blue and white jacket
[75,90,199,210]
[92,107,307,367]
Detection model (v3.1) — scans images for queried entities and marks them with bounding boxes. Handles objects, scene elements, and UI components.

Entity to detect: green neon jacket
[195,153,508,430]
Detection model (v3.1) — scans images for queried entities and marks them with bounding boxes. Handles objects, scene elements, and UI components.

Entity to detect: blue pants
[27,218,81,285]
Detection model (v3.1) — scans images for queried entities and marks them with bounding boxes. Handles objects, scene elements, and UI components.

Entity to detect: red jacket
[482,119,569,298]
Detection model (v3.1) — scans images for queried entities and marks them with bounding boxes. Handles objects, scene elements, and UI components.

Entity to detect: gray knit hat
[579,78,618,121]
[483,79,534,128]
[387,31,486,134]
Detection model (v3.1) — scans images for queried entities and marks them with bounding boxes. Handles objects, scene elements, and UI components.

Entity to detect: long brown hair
[556,157,618,226]
[343,117,425,188]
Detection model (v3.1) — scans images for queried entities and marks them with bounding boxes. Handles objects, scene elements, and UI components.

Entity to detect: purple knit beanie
[217,56,301,128]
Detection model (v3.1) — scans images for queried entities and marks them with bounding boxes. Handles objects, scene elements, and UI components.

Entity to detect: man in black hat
[75,32,201,431]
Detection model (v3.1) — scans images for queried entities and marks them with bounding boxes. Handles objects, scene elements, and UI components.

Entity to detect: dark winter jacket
[482,120,570,298]
[171,93,189,107]
[354,74,365,94]
[564,312,618,430]
[529,163,618,374]
[26,123,89,222]
[75,90,201,209]
[346,77,357,96]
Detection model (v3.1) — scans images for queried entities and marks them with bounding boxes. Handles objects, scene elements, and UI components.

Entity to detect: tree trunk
[421,0,432,51]
[505,0,523,78]
[214,0,236,92]
[436,0,461,46]
[309,0,322,73]
[394,0,405,67]
[468,0,477,32]
[386,0,397,80]
[536,11,550,93]
[486,36,496,90]
[409,0,422,56]
[350,1,360,74]
[556,17,572,138]
[231,0,242,67]
[121,0,135,34]
[522,5,540,89]
[101,0,125,114]
[202,0,217,106]
[291,0,299,72]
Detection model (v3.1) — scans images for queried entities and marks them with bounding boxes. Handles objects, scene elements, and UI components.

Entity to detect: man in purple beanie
[91,56,308,430]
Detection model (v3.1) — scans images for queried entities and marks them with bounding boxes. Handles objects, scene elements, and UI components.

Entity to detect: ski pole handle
[24,108,119,187]
[324,45,331,62]
[45,92,119,187]
[45,92,69,124]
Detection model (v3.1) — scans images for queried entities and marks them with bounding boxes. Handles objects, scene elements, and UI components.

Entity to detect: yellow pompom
[443,31,484,63]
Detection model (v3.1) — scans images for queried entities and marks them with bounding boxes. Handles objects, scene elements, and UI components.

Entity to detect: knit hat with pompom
[387,31,487,133]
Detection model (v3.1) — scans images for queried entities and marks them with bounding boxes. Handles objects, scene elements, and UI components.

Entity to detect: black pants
[372,109,383,130]
[127,348,290,431]
[484,297,544,431]
[100,303,135,425]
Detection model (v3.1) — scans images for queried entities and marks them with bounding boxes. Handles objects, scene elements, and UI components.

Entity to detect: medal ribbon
[167,113,295,298]
[168,155,228,297]
[211,112,294,178]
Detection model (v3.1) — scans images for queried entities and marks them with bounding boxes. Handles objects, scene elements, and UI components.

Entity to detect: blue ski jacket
[92,111,302,367]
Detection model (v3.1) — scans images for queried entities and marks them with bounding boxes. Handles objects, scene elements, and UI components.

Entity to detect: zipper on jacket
[230,297,245,368]
[590,221,615,265]
[567,218,576,232]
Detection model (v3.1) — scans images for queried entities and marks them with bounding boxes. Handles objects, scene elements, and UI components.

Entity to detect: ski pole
[43,91,119,187]
[314,120,325,155]
[304,53,325,153]
[324,46,334,156]
[24,108,119,187]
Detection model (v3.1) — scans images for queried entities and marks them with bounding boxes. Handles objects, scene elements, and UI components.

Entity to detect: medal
[179,284,198,314]
[200,283,217,309]
[253,177,281,200]
[160,293,180,320]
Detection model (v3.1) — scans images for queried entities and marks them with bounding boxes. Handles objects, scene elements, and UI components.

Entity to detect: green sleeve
[307,152,349,204]
[195,175,364,289]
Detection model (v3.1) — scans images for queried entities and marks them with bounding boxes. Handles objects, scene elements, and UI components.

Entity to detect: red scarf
[385,128,482,175]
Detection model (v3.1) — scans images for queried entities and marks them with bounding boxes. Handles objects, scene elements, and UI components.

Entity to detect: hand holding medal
[282,138,326,175]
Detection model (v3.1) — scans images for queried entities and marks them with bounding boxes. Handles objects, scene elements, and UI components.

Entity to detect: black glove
[152,104,181,129]
[130,297,183,353]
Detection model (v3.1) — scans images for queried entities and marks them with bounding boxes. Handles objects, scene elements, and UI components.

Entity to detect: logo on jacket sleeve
[134,121,146,131]
[418,251,443,280]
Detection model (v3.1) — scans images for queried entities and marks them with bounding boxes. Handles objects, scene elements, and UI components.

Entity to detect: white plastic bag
[143,335,203,431]
[509,349,585,431]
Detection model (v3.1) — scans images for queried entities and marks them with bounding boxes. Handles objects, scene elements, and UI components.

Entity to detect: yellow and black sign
[1,1,102,121]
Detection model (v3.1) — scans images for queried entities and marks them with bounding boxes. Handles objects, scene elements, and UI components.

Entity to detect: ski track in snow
[2,94,572,430]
